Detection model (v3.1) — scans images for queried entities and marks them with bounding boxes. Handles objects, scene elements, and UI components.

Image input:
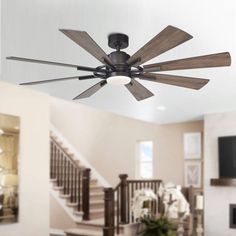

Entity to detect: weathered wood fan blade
[139,73,209,90]
[6,56,98,72]
[73,80,107,100]
[127,25,193,67]
[60,29,113,65]
[19,75,96,85]
[125,79,154,101]
[143,52,231,72]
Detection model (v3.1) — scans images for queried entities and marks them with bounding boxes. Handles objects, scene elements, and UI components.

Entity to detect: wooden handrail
[50,137,90,220]
[50,136,77,167]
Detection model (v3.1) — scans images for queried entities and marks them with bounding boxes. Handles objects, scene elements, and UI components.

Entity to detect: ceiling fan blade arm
[7,56,79,68]
[73,80,107,100]
[125,79,154,101]
[78,75,97,80]
[59,29,113,66]
[19,76,80,85]
[143,52,231,72]
[6,56,99,72]
[76,65,100,72]
[127,25,193,66]
[140,73,209,90]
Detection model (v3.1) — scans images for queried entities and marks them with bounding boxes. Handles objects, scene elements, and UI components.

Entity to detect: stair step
[74,209,104,220]
[67,202,78,207]
[53,186,64,190]
[65,228,102,236]
[50,178,57,183]
[90,186,103,193]
[90,209,104,219]
[89,193,104,201]
[65,193,104,207]
[63,200,104,210]
[75,221,103,232]
[60,194,70,199]
[90,200,104,209]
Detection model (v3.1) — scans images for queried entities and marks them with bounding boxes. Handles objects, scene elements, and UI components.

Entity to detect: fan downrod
[108,33,129,50]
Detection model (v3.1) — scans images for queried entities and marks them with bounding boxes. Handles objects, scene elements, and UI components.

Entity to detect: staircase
[50,132,106,236]
[50,129,162,236]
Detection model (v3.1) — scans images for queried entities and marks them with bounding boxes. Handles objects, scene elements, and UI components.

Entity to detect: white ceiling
[2,0,236,124]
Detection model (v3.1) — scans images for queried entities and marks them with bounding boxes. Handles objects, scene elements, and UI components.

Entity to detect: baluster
[50,141,53,179]
[70,165,74,202]
[151,182,156,215]
[119,174,128,224]
[53,144,57,180]
[127,183,130,223]
[116,187,120,234]
[54,143,57,179]
[68,162,71,195]
[58,150,61,186]
[57,149,60,186]
[63,156,67,194]
[78,170,81,211]
[103,188,115,236]
[74,167,78,204]
[59,151,63,186]
[82,168,91,220]
[131,182,134,223]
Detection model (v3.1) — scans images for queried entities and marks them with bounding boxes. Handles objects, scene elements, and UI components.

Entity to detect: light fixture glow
[0,129,4,136]
[157,105,166,111]
[0,148,3,154]
[107,76,131,86]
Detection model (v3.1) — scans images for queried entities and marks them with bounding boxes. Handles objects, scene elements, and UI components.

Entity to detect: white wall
[51,97,203,186]
[0,81,50,236]
[204,112,236,236]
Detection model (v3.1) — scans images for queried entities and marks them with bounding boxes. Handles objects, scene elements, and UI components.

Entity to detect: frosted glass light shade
[107,76,131,86]
[0,129,4,136]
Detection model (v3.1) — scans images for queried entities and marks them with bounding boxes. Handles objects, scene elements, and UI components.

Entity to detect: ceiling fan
[6,25,231,101]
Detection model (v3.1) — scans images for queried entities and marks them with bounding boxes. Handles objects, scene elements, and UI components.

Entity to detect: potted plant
[139,216,175,236]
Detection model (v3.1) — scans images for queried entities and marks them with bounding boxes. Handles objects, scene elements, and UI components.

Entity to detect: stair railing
[50,136,91,220]
[103,174,162,236]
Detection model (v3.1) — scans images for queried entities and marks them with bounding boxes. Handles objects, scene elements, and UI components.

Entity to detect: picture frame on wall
[184,161,202,188]
[184,132,201,159]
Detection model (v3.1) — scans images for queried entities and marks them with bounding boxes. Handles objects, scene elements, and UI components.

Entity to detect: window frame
[135,140,154,179]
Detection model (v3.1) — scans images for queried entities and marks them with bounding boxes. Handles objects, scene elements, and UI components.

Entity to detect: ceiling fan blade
[125,79,154,101]
[59,29,113,66]
[73,80,107,100]
[6,56,99,72]
[20,75,96,85]
[127,25,193,67]
[139,73,209,90]
[143,52,231,72]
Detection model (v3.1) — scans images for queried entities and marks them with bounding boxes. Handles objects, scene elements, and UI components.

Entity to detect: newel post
[103,188,115,236]
[119,174,129,224]
[82,168,91,220]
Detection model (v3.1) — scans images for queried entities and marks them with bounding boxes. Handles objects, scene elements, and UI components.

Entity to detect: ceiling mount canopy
[6,25,231,101]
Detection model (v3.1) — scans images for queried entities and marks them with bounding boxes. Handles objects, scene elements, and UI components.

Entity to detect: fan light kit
[6,25,231,101]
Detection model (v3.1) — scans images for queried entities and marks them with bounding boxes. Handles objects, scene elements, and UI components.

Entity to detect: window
[136,141,153,179]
